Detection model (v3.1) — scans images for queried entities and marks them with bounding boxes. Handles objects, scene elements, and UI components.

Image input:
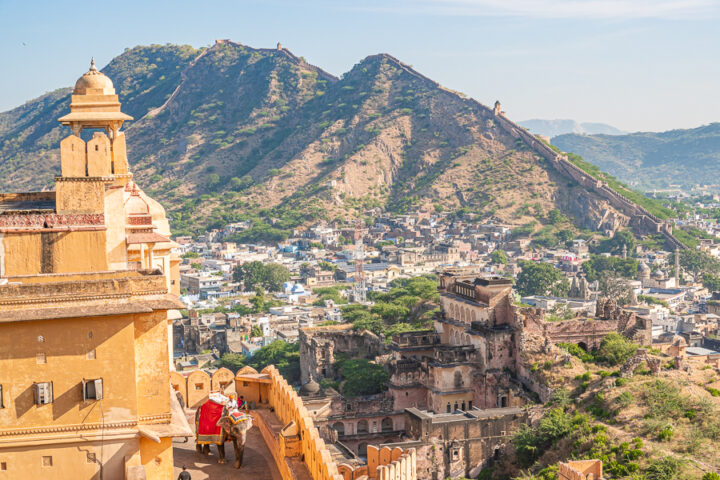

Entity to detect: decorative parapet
[336,445,416,480]
[179,364,418,480]
[0,212,105,232]
[264,365,345,480]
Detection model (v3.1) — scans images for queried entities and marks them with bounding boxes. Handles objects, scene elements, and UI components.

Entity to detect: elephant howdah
[195,400,226,445]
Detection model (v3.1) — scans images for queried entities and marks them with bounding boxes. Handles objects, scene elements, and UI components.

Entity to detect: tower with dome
[0,61,189,479]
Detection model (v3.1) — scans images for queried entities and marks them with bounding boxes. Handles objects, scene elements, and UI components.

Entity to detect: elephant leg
[196,443,203,454]
[234,439,244,469]
[217,442,226,464]
[201,444,210,455]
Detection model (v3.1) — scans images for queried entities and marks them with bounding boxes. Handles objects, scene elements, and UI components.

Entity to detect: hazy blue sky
[1,0,718,132]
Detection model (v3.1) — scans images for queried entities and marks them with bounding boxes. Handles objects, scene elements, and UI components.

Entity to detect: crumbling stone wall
[299,325,384,384]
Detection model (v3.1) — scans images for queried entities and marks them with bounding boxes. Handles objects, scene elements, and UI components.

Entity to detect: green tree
[702,273,720,292]
[351,311,384,335]
[233,261,289,292]
[490,249,509,265]
[251,325,263,337]
[673,249,720,278]
[216,352,247,371]
[513,408,577,466]
[339,359,388,397]
[371,302,410,322]
[516,261,570,297]
[229,175,253,191]
[206,173,221,191]
[582,255,639,282]
[547,208,568,225]
[246,341,300,384]
[264,263,291,291]
[596,230,636,256]
[702,473,720,480]
[597,272,633,305]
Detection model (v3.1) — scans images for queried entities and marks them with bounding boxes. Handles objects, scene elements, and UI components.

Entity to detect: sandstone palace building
[0,61,191,478]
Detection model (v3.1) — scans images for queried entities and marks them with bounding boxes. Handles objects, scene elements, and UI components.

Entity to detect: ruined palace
[0,61,190,479]
[297,272,651,479]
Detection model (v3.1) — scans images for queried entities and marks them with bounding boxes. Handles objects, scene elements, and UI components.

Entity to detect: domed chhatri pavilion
[0,61,189,479]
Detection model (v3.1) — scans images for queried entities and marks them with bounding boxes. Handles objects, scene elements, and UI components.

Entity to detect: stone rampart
[336,446,416,480]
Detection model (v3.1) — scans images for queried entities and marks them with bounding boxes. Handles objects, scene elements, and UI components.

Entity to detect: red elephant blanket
[195,400,227,445]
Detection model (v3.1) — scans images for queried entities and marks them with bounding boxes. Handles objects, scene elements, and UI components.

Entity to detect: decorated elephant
[195,401,252,469]
[217,413,253,469]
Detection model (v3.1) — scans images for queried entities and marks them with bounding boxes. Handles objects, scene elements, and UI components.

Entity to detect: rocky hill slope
[0,41,665,239]
[553,124,720,190]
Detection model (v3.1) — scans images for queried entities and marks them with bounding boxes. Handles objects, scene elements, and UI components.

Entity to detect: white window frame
[34,382,53,405]
[83,378,103,401]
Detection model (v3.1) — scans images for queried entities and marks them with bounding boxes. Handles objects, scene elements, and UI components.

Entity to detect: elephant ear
[217,416,232,429]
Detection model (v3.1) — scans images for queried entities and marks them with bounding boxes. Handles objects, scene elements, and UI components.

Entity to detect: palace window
[34,382,53,405]
[195,383,204,391]
[0,385,4,408]
[83,379,103,401]
[42,456,52,467]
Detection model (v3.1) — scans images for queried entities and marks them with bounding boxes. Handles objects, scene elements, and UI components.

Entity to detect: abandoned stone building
[299,324,385,385]
[383,407,528,480]
[295,272,652,478]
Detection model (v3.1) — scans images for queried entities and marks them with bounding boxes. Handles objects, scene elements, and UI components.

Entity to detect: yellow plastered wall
[0,230,111,276]
[112,132,129,174]
[53,231,109,273]
[211,368,235,393]
[104,185,129,269]
[87,133,111,177]
[139,437,173,480]
[0,438,141,480]
[134,311,171,420]
[55,180,106,215]
[59,135,86,177]
[169,371,187,407]
[0,314,138,428]
[235,366,270,405]
[186,370,211,409]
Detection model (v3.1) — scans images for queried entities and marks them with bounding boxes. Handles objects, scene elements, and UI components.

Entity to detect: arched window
[381,417,393,432]
[332,422,345,436]
[357,419,368,434]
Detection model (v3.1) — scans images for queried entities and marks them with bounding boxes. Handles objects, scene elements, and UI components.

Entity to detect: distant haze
[518,119,626,137]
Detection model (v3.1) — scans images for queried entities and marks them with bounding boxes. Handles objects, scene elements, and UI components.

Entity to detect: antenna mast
[353,219,366,303]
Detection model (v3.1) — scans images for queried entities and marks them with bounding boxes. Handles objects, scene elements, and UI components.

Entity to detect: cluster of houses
[172,211,720,371]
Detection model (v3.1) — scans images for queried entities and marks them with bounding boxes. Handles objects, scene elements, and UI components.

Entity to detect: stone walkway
[173,417,282,480]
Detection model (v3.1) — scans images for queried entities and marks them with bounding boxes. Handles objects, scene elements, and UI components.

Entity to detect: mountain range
[552,124,720,190]
[518,119,626,138]
[0,41,659,238]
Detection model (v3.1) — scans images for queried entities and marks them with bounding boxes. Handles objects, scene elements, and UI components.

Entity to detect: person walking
[178,465,191,480]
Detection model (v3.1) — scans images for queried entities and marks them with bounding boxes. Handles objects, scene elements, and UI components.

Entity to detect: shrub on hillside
[595,333,638,366]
